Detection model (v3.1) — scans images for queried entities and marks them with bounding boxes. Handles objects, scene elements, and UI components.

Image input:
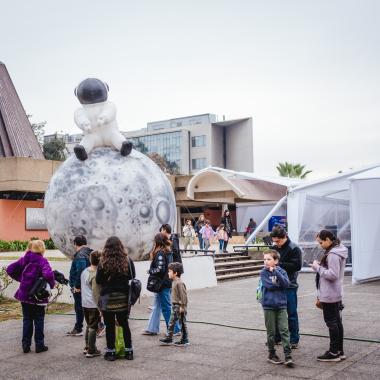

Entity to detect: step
[214,255,251,263]
[214,252,249,258]
[214,259,264,269]
[217,270,261,281]
[215,265,263,275]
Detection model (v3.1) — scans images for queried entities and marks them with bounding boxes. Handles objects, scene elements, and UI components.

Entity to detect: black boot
[120,141,133,156]
[124,350,134,360]
[74,145,88,161]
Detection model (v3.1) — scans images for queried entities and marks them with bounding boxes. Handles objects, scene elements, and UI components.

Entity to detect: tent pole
[245,195,288,245]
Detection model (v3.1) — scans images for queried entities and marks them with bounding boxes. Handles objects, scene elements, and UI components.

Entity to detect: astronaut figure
[73,78,132,161]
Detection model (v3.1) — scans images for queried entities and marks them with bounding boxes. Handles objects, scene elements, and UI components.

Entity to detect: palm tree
[276,162,312,179]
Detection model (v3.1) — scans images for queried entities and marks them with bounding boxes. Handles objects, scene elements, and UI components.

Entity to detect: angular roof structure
[0,62,44,159]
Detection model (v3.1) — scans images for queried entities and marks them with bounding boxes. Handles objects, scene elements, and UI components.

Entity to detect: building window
[191,135,206,147]
[192,158,207,170]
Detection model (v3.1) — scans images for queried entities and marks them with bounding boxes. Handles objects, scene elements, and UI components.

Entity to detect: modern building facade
[124,113,254,175]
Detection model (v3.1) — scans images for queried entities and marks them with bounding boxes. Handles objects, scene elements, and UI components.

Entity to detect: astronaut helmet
[75,78,109,104]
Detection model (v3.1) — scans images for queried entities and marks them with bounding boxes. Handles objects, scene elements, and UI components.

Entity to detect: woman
[220,210,234,252]
[194,214,205,250]
[311,230,348,362]
[6,240,55,354]
[96,236,135,361]
[143,233,180,336]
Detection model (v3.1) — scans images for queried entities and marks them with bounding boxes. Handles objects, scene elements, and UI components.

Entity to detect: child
[182,219,196,251]
[81,250,101,358]
[216,224,228,254]
[6,240,55,354]
[260,250,294,367]
[159,262,189,347]
[199,220,215,251]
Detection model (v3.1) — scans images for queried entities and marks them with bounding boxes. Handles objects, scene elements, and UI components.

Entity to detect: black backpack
[128,259,141,305]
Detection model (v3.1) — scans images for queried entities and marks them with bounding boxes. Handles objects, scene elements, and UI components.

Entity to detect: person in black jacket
[160,224,182,264]
[270,226,302,348]
[96,236,136,361]
[67,235,92,336]
[220,210,235,252]
[143,233,180,336]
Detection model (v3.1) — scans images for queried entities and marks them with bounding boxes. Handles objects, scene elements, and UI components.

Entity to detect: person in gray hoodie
[311,230,348,362]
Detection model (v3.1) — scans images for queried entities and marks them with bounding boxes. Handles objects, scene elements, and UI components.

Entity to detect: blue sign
[268,216,287,232]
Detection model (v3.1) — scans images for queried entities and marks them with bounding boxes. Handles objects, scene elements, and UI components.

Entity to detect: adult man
[67,235,92,336]
[270,226,302,348]
[160,224,182,264]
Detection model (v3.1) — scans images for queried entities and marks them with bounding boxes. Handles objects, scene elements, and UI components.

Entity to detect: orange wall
[0,199,50,241]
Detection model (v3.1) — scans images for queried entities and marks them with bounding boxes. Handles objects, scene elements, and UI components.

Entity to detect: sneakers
[173,332,181,337]
[338,351,346,360]
[83,346,88,355]
[267,353,283,364]
[124,350,134,360]
[174,339,190,347]
[104,351,116,361]
[66,328,83,336]
[290,343,299,349]
[159,337,173,345]
[86,349,101,358]
[284,355,294,367]
[36,346,48,353]
[142,330,158,336]
[317,351,341,362]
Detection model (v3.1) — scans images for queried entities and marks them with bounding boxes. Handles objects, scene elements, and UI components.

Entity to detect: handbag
[146,274,163,293]
[128,259,141,305]
[115,326,125,358]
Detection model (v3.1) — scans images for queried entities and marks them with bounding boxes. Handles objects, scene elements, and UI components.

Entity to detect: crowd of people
[6,220,347,367]
[6,224,188,361]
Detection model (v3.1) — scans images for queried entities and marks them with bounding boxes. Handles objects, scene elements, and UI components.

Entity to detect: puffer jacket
[313,244,348,303]
[260,266,290,310]
[6,251,55,305]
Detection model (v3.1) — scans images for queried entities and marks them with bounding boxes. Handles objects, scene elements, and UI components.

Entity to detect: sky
[1,0,379,179]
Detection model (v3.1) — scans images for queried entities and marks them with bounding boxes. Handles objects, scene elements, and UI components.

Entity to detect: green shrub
[0,238,56,252]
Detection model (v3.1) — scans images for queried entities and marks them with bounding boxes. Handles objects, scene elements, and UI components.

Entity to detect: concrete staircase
[214,252,264,281]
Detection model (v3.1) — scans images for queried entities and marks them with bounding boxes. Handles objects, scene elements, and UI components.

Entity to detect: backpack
[256,278,263,304]
[128,259,141,305]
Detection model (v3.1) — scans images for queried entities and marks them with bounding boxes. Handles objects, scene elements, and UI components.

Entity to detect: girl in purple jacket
[7,240,55,354]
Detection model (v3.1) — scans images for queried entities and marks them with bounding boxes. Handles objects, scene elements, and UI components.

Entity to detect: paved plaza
[0,273,379,379]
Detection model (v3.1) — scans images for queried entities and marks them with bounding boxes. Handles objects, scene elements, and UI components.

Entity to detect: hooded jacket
[260,266,290,310]
[69,246,92,289]
[6,251,55,305]
[312,244,348,303]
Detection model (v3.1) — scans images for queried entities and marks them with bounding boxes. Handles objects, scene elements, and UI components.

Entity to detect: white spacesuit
[73,78,132,161]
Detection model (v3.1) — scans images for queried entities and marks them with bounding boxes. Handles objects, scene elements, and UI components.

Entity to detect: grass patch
[0,298,72,322]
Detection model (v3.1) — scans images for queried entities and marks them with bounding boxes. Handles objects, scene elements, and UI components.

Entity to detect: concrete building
[124,113,254,175]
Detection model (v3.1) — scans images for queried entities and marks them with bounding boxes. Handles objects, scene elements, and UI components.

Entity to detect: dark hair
[90,250,101,266]
[270,226,287,239]
[317,229,341,267]
[223,210,230,217]
[160,224,172,234]
[264,249,280,261]
[168,262,184,277]
[74,235,87,246]
[150,233,171,260]
[100,236,129,274]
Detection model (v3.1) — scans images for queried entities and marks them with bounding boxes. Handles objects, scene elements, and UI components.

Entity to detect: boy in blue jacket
[260,250,294,367]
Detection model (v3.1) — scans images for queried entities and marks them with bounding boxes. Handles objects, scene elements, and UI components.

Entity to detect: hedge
[0,238,56,252]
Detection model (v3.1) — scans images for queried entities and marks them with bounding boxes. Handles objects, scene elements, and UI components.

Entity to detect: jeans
[218,240,224,253]
[275,287,299,344]
[103,310,132,351]
[223,238,229,251]
[322,302,344,354]
[21,302,45,349]
[264,309,291,355]
[167,304,188,341]
[73,292,84,331]
[146,287,180,334]
[198,235,204,250]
